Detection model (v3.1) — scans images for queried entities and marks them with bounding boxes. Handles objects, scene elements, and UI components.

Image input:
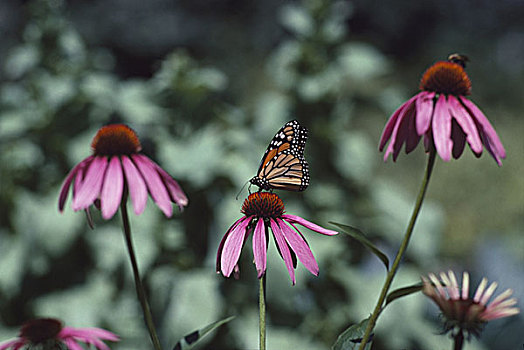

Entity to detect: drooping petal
[448,95,483,155]
[73,156,109,211]
[122,156,148,215]
[63,338,83,350]
[100,156,124,219]
[278,219,319,276]
[0,339,23,350]
[281,214,338,235]
[270,219,296,284]
[451,119,467,159]
[217,217,246,273]
[154,163,188,210]
[58,156,94,211]
[382,97,417,161]
[460,96,506,165]
[392,104,414,161]
[379,95,417,151]
[252,218,267,278]
[132,154,172,217]
[415,91,435,135]
[59,327,119,343]
[404,105,421,153]
[432,94,453,161]
[221,217,251,277]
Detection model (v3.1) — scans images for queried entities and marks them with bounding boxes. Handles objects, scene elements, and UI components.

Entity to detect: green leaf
[172,316,235,350]
[332,317,373,350]
[385,283,423,307]
[330,222,389,271]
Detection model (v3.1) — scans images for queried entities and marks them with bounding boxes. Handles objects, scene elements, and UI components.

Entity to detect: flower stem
[259,274,266,350]
[120,201,163,350]
[453,330,464,350]
[358,152,436,349]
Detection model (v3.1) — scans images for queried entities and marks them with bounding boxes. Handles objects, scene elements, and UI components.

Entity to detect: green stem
[259,274,266,350]
[358,152,436,349]
[120,201,163,350]
[453,330,464,350]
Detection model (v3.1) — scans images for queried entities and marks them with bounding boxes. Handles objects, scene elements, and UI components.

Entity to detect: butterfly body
[250,120,309,192]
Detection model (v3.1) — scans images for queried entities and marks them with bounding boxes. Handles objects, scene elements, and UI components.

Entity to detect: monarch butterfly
[250,120,309,192]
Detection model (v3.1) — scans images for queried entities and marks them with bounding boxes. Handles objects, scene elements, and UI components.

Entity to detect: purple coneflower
[0,318,119,350]
[58,124,188,219]
[380,54,506,165]
[422,270,519,340]
[216,192,338,285]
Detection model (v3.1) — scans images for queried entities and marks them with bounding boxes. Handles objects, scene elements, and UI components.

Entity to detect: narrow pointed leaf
[330,222,389,271]
[385,283,423,306]
[332,317,373,350]
[172,316,235,350]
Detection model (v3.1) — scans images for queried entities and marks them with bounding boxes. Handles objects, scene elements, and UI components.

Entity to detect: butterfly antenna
[236,180,250,200]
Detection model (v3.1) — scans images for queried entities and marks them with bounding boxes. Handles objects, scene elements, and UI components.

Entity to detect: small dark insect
[249,120,309,192]
[448,53,469,68]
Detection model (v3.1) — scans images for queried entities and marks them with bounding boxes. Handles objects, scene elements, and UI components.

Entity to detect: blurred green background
[0,0,522,349]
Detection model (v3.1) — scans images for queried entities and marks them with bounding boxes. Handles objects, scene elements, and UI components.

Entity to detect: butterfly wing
[250,120,309,191]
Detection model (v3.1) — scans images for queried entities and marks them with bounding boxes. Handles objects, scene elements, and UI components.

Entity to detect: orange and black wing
[250,120,309,191]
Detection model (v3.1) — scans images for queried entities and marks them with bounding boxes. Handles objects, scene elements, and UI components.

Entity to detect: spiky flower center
[91,124,142,156]
[442,299,486,337]
[241,192,285,218]
[419,61,471,96]
[20,318,63,344]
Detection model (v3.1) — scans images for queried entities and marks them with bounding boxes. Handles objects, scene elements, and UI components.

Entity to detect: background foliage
[0,0,522,349]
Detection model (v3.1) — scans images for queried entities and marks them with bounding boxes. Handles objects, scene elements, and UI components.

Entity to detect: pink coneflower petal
[460,97,506,165]
[270,219,296,284]
[216,217,245,272]
[428,273,447,299]
[487,289,514,309]
[154,163,189,209]
[121,156,148,215]
[278,219,319,276]
[479,281,498,306]
[461,272,470,300]
[132,154,172,217]
[393,103,418,161]
[64,338,83,350]
[382,99,416,161]
[379,95,417,151]
[0,340,23,350]
[221,217,251,277]
[432,94,453,161]
[59,327,119,342]
[252,218,267,278]
[58,156,94,211]
[439,271,457,300]
[483,308,520,320]
[100,156,124,219]
[448,95,483,154]
[473,277,488,303]
[450,119,467,159]
[415,91,435,135]
[405,107,420,153]
[282,214,338,235]
[448,270,460,300]
[73,156,108,211]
